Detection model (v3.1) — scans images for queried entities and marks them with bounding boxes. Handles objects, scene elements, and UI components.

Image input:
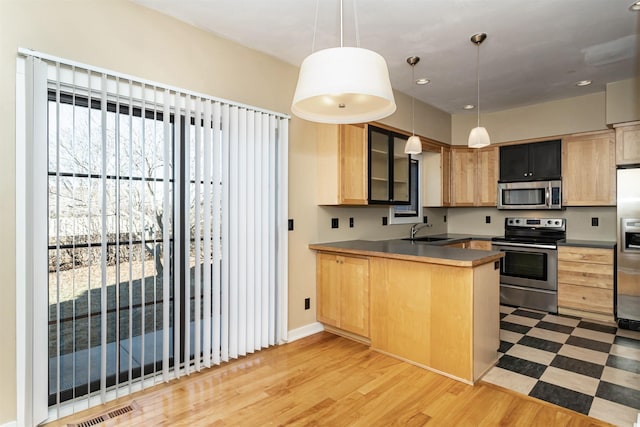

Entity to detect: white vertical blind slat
[268,116,277,346]
[211,101,222,366]
[99,72,109,403]
[220,104,230,363]
[237,108,247,357]
[183,94,192,376]
[260,116,270,349]
[246,112,256,352]
[202,98,213,368]
[228,106,239,359]
[161,89,171,382]
[173,92,182,379]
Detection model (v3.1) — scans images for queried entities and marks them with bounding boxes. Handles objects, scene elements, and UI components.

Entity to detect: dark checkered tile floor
[483,305,640,427]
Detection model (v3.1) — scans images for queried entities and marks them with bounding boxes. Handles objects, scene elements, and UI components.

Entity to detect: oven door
[491,242,557,291]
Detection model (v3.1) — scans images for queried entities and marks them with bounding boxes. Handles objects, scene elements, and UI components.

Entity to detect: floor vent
[68,401,140,427]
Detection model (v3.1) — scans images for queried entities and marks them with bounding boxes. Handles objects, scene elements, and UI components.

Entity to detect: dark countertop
[558,240,617,249]
[414,233,496,245]
[309,239,503,268]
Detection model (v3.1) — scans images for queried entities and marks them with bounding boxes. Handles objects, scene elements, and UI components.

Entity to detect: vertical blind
[19,50,288,423]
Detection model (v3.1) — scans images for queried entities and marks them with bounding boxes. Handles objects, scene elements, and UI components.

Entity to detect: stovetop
[493,217,567,245]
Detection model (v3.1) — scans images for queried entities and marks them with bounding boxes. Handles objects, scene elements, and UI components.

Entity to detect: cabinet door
[368,125,411,204]
[616,123,640,165]
[450,148,476,206]
[499,144,529,181]
[339,256,370,337]
[316,253,341,327]
[476,146,498,206]
[339,124,367,204]
[562,131,615,206]
[529,140,561,180]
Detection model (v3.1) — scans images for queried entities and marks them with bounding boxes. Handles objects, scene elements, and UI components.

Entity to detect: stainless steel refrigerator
[617,167,640,329]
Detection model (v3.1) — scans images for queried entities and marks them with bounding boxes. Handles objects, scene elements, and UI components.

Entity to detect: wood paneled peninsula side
[309,239,504,385]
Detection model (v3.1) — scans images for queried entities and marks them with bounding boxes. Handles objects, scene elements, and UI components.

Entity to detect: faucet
[410,223,433,239]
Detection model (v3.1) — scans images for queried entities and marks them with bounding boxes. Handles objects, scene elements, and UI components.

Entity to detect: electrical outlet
[591,217,599,227]
[444,215,447,223]
[423,216,428,224]
[288,219,294,231]
[331,218,339,229]
[382,216,388,226]
[304,297,310,310]
[485,216,491,224]
[349,217,354,228]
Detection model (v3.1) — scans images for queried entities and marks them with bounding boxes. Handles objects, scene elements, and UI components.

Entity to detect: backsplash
[446,206,617,241]
[313,206,616,243]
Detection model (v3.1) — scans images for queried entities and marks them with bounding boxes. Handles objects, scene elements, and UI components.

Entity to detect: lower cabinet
[316,252,370,338]
[557,246,614,321]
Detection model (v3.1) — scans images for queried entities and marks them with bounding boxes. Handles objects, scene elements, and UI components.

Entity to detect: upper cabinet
[615,122,640,166]
[317,123,368,205]
[368,125,411,205]
[449,145,498,207]
[422,146,451,207]
[563,130,616,206]
[499,140,561,181]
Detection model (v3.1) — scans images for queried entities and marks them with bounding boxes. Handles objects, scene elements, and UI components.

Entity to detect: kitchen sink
[401,236,448,242]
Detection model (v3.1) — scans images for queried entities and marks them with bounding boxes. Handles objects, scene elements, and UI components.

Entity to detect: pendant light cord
[311,0,319,53]
[354,0,360,48]
[412,64,416,136]
[476,41,481,128]
[340,0,344,47]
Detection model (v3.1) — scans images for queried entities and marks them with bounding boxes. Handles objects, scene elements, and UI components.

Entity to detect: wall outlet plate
[288,219,294,231]
[591,217,599,227]
[382,216,388,226]
[486,216,491,224]
[304,298,310,310]
[331,218,339,229]
[349,217,354,228]
[423,216,428,224]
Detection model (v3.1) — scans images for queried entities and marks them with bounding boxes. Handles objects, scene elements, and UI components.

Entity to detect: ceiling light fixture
[468,32,490,149]
[404,56,422,155]
[416,78,430,85]
[291,0,396,124]
[630,1,640,11]
[463,104,475,110]
[576,80,592,87]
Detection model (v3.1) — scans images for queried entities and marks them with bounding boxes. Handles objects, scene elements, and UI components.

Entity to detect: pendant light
[404,56,422,155]
[468,33,490,148]
[291,0,396,124]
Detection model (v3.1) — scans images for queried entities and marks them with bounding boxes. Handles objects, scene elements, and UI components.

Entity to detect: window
[389,154,422,224]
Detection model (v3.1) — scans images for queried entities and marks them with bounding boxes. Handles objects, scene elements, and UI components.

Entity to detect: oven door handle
[492,241,557,250]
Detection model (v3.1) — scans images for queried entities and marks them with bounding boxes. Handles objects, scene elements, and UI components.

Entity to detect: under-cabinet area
[310,240,504,384]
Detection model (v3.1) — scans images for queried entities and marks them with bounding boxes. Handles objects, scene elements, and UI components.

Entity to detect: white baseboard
[0,421,17,427]
[286,322,324,342]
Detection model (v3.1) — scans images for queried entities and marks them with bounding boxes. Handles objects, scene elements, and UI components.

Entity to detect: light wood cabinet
[422,146,451,207]
[468,240,493,250]
[615,122,640,166]
[450,146,498,207]
[316,252,370,338]
[450,148,476,206]
[316,123,367,205]
[558,246,614,322]
[477,147,499,206]
[369,257,499,384]
[562,130,616,206]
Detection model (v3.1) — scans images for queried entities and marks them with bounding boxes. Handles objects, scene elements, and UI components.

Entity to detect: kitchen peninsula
[309,239,504,385]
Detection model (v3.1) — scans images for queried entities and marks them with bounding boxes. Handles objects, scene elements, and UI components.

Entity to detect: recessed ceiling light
[416,78,430,85]
[576,80,592,87]
[630,1,640,11]
[463,104,475,110]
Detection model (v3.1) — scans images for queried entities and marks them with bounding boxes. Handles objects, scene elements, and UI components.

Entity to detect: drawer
[558,283,613,315]
[557,260,613,289]
[558,246,613,264]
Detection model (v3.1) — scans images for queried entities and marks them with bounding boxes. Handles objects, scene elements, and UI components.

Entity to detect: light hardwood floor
[45,332,613,426]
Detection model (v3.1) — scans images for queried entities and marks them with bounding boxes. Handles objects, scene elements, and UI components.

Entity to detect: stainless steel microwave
[497,180,562,210]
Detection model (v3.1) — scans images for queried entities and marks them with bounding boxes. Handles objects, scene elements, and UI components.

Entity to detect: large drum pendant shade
[291,47,396,124]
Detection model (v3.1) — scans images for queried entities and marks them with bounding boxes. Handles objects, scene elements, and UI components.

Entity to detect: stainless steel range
[491,217,566,313]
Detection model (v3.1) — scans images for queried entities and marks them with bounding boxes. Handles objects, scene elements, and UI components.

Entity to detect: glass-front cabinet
[368,125,411,204]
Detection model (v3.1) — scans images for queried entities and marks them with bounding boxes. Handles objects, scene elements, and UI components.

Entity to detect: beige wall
[606,78,640,125]
[451,92,607,145]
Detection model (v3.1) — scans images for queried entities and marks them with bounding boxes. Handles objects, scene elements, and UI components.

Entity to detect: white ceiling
[132,0,639,114]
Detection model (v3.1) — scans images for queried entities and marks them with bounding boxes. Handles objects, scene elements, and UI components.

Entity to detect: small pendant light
[468,33,490,148]
[404,56,422,154]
